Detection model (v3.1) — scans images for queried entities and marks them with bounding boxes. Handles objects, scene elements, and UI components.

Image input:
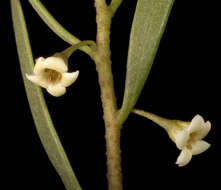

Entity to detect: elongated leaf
[28,0,93,57]
[118,0,174,125]
[11,1,81,190]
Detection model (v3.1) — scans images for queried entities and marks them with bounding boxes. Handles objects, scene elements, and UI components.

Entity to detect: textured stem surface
[94,0,123,190]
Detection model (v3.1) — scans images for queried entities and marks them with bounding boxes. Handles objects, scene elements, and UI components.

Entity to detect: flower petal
[47,84,66,97]
[176,148,192,167]
[197,121,211,140]
[26,74,49,88]
[188,114,204,133]
[33,57,45,74]
[190,140,210,155]
[175,129,189,150]
[60,71,79,87]
[43,56,68,73]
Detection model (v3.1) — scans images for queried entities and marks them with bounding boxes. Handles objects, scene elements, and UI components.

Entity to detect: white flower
[132,110,211,167]
[26,56,79,97]
[171,115,211,167]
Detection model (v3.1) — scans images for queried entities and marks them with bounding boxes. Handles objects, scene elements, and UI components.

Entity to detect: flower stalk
[60,40,96,59]
[94,0,122,190]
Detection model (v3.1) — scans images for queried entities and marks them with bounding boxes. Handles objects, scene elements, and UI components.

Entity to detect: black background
[5,0,220,189]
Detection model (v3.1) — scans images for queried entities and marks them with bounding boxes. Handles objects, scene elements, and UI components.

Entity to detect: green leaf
[11,1,82,190]
[28,0,94,58]
[117,0,174,125]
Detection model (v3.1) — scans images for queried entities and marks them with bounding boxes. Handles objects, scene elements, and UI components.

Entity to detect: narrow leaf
[28,0,93,57]
[11,1,82,189]
[118,0,174,125]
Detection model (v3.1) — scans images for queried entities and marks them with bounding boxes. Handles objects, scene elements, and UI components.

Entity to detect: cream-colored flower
[26,56,79,97]
[172,115,211,167]
[132,110,211,167]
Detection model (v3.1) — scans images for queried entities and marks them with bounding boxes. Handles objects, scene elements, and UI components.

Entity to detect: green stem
[132,109,188,130]
[61,40,96,58]
[109,0,123,16]
[28,0,94,58]
[132,109,172,131]
[94,0,122,190]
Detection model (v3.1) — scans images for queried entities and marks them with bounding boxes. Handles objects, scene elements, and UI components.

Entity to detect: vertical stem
[94,0,123,190]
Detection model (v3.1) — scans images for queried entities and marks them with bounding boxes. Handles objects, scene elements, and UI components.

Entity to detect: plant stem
[94,0,122,190]
[133,109,173,131]
[109,0,123,16]
[132,109,190,130]
[61,40,96,59]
